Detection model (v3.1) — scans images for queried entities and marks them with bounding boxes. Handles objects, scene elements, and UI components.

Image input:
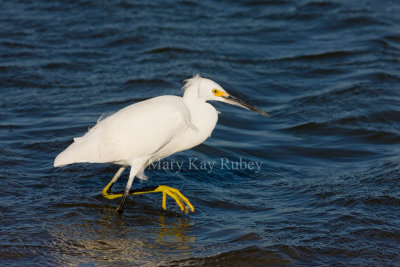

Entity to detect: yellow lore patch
[212,88,228,97]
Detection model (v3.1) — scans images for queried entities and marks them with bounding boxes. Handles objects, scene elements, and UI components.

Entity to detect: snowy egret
[54,75,270,213]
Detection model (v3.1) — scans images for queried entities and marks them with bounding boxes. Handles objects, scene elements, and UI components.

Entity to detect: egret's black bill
[223,95,271,118]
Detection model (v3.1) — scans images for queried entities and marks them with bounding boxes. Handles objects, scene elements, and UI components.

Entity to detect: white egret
[54,75,270,213]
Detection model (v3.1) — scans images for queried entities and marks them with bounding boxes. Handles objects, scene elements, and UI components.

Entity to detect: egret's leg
[116,175,135,213]
[102,166,126,200]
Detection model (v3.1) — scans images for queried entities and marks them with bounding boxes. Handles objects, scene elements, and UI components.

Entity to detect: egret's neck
[182,85,218,136]
[183,85,200,103]
[182,85,210,113]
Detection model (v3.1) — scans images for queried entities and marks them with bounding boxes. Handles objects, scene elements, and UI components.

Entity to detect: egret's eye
[212,89,219,95]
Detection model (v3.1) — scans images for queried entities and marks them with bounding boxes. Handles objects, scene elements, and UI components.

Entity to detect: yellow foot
[153,185,195,213]
[101,184,195,213]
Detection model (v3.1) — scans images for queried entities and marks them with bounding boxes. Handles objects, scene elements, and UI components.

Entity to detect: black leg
[115,175,135,213]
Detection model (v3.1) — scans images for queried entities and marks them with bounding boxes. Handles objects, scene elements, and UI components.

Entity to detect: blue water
[1,0,400,265]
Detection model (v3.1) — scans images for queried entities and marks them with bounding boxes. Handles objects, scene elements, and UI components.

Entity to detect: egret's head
[198,77,229,101]
[184,75,271,118]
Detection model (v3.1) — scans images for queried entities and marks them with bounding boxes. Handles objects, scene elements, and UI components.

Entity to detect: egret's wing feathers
[54,96,191,167]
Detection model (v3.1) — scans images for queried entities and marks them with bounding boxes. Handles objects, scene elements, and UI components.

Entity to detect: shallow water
[1,0,400,266]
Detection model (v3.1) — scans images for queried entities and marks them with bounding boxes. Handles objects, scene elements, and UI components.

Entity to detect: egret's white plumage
[54,75,270,213]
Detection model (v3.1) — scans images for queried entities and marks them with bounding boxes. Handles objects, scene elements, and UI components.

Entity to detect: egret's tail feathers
[53,145,83,167]
[54,138,102,167]
[54,153,66,167]
[54,149,77,167]
[54,123,104,167]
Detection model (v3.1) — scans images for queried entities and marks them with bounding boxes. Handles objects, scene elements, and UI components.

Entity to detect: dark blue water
[1,0,400,266]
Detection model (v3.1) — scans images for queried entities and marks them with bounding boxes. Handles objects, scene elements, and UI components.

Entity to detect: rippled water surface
[1,0,400,266]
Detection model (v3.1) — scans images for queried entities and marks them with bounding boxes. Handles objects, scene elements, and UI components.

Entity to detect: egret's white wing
[54,96,191,166]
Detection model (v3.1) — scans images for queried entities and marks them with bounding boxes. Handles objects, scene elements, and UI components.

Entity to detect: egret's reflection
[157,214,196,247]
[48,206,196,265]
